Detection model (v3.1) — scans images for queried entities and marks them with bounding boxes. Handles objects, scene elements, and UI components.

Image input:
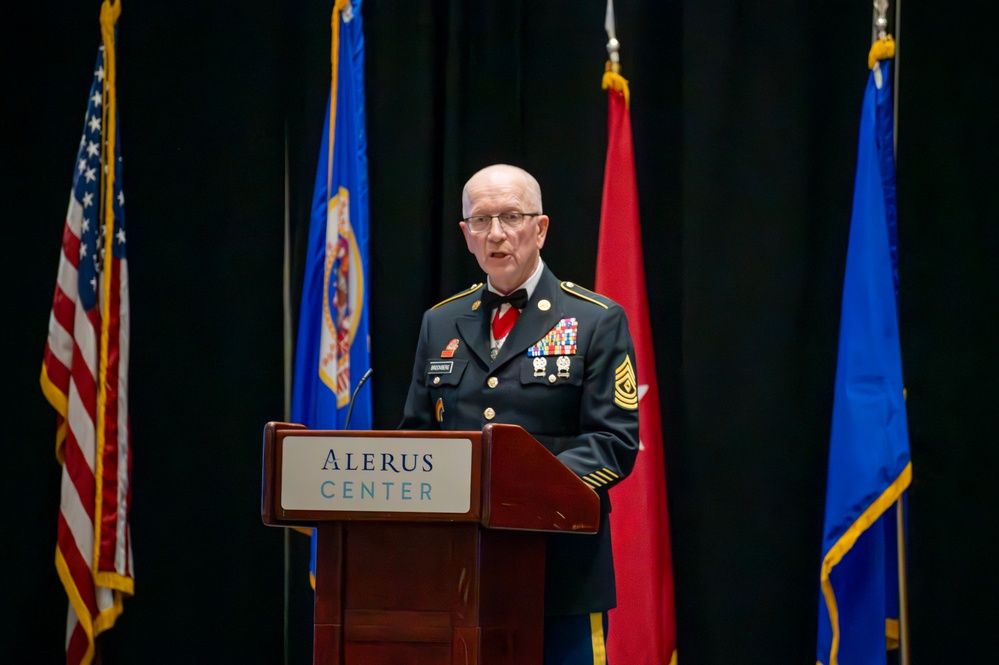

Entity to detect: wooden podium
[261,421,599,665]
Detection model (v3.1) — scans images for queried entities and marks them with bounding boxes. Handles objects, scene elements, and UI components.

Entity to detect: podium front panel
[261,422,599,664]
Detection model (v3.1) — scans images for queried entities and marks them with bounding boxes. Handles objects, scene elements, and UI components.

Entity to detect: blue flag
[817,38,912,665]
[290,0,371,585]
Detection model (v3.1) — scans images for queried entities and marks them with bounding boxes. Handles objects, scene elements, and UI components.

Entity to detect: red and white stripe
[43,190,132,665]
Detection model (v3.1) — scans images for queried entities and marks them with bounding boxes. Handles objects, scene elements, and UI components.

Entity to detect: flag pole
[604,0,620,74]
[896,498,910,664]
[874,2,910,663]
[891,3,910,661]
[282,118,293,665]
[892,0,910,649]
[893,0,901,156]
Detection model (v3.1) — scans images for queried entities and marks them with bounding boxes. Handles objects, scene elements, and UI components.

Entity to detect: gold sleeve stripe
[431,283,483,309]
[560,282,609,309]
[614,355,639,410]
[582,468,621,488]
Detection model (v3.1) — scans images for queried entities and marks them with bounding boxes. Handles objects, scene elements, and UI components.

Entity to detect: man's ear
[460,221,475,252]
[535,215,550,249]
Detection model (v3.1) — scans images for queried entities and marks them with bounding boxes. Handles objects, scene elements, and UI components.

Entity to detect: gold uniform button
[487,377,499,388]
[548,375,556,383]
[433,376,441,385]
[484,407,496,420]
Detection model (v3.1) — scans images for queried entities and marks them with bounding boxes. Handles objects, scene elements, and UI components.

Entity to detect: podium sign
[281,435,473,513]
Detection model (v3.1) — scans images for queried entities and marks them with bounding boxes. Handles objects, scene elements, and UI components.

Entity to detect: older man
[400,164,639,664]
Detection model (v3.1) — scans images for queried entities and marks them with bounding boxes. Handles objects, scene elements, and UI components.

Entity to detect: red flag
[596,67,678,665]
[40,3,133,662]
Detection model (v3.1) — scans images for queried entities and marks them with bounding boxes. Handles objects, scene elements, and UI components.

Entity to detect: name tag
[428,361,454,374]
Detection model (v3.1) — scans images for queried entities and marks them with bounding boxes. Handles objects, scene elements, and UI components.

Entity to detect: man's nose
[486,216,507,239]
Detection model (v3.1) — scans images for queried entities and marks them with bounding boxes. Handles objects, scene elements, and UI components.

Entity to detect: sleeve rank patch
[582,467,621,489]
[614,355,639,410]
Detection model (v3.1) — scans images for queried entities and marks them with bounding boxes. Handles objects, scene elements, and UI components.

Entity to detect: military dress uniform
[399,264,640,620]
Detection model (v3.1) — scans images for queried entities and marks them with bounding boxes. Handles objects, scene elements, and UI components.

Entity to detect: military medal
[556,355,571,379]
[533,356,547,377]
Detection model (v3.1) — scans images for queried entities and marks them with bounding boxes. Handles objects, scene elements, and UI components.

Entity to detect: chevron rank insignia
[527,318,578,356]
[614,355,639,410]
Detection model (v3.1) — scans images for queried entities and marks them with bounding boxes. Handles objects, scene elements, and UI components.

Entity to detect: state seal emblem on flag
[321,187,365,408]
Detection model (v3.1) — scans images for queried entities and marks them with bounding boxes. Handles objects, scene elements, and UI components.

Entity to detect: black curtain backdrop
[5,1,996,663]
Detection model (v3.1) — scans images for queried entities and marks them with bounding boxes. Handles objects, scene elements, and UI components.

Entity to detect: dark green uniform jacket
[399,265,640,616]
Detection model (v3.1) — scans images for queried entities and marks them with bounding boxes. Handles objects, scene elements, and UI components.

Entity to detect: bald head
[461,164,543,218]
[458,163,550,293]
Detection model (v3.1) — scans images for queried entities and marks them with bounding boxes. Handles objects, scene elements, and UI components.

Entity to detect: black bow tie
[480,288,529,311]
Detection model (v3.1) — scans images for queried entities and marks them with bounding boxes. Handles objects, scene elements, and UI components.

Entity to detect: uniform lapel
[492,267,563,368]
[454,287,493,366]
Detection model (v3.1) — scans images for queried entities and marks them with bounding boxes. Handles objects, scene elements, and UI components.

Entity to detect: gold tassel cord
[868,35,895,69]
[601,63,630,109]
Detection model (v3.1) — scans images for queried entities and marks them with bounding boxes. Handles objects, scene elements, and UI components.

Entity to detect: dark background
[4,0,995,663]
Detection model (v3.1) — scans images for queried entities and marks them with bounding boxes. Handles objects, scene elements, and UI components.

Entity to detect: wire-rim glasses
[462,212,540,234]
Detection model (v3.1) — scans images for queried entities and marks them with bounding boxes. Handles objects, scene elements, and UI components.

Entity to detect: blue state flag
[817,36,912,665]
[290,0,371,584]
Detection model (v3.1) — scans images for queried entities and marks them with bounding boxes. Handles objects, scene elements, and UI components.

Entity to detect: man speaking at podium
[400,164,640,665]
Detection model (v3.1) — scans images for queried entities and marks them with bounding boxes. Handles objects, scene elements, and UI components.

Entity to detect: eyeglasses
[461,212,541,234]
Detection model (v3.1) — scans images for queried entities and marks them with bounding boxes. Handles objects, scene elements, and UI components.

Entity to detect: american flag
[40,21,134,665]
